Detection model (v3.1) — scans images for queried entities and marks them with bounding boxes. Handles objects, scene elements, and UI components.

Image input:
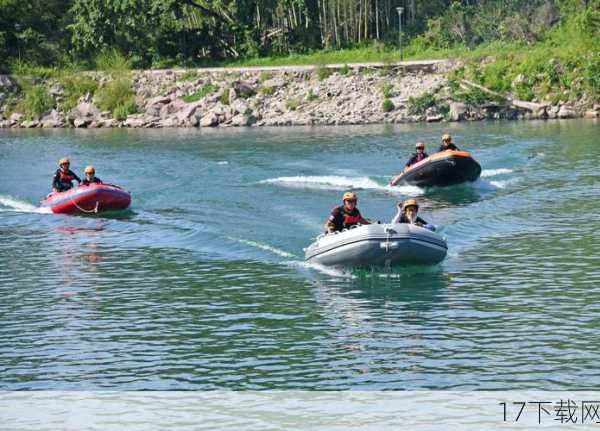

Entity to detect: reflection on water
[0,120,599,390]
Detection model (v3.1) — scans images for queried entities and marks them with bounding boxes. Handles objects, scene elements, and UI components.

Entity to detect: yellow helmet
[84,165,95,174]
[442,134,452,142]
[402,198,419,210]
[342,191,358,202]
[59,157,70,166]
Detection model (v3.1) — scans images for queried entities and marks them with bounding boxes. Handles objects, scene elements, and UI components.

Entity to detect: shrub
[218,88,230,105]
[95,48,130,76]
[306,89,318,101]
[260,85,276,95]
[382,98,395,112]
[183,83,218,102]
[95,77,135,117]
[259,71,273,82]
[60,75,98,112]
[380,83,394,98]
[286,97,301,111]
[113,99,138,121]
[315,65,332,81]
[16,84,55,119]
[407,92,435,115]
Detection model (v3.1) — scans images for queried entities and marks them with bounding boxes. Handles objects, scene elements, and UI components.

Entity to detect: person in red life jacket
[52,158,81,192]
[392,198,428,227]
[324,191,372,234]
[438,133,459,152]
[405,142,428,168]
[81,165,103,186]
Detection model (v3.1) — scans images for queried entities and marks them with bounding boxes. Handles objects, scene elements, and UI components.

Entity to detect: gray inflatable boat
[304,223,447,267]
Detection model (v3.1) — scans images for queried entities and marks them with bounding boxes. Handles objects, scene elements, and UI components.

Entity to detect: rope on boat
[71,199,99,214]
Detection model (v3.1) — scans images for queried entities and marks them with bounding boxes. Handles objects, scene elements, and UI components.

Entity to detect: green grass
[286,97,301,111]
[183,83,218,102]
[315,65,332,81]
[218,88,230,105]
[259,71,273,82]
[306,89,319,101]
[95,77,136,117]
[59,75,99,112]
[113,99,138,121]
[180,70,199,81]
[380,83,393,98]
[260,85,276,95]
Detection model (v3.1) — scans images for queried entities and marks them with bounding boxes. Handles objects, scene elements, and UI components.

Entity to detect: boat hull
[41,184,131,214]
[391,150,481,187]
[305,224,447,267]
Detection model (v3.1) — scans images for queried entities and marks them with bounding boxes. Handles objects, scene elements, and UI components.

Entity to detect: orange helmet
[84,165,95,174]
[402,198,419,211]
[59,157,70,166]
[342,191,358,202]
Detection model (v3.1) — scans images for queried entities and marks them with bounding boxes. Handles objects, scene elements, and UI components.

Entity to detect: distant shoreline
[1,61,597,129]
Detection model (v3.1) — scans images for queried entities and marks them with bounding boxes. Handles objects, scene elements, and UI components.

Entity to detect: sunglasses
[344,199,357,203]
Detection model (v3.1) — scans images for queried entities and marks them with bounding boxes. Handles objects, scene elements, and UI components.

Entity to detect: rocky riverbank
[0,60,598,129]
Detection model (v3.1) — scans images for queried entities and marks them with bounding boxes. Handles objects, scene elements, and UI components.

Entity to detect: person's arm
[95,177,103,184]
[405,154,416,168]
[324,209,339,233]
[71,170,82,183]
[52,170,60,191]
[391,206,402,224]
[415,216,428,227]
[356,209,371,225]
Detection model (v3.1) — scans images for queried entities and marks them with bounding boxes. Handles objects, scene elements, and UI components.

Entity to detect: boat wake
[0,195,51,214]
[481,168,513,178]
[227,237,297,259]
[259,175,423,195]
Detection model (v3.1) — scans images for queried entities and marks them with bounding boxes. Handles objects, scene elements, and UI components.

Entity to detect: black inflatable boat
[390,150,482,187]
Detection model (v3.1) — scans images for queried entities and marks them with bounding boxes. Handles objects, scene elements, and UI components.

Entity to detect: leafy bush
[218,88,230,105]
[16,84,55,119]
[183,83,218,102]
[286,97,301,111]
[407,92,435,115]
[339,64,350,75]
[382,98,395,112]
[260,85,276,95]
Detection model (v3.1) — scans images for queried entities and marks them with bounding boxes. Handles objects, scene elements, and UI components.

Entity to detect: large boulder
[71,102,100,127]
[558,105,577,119]
[9,112,24,125]
[176,101,203,125]
[448,102,467,121]
[40,109,65,128]
[199,113,218,127]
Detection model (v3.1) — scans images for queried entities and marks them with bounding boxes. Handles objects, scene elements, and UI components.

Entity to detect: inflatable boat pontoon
[41,183,131,214]
[305,223,447,267]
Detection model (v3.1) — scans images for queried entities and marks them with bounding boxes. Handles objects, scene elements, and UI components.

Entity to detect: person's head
[441,134,452,146]
[84,165,95,179]
[342,191,358,210]
[415,142,425,153]
[59,157,70,170]
[402,198,419,222]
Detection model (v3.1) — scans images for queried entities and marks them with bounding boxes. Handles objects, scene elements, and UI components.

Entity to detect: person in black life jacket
[52,158,81,192]
[324,191,372,234]
[392,198,428,227]
[438,133,459,152]
[405,142,428,168]
[81,165,103,186]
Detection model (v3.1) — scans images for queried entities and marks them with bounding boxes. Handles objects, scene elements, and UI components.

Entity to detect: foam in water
[228,237,296,258]
[286,260,356,278]
[481,168,513,178]
[259,175,423,196]
[0,195,51,214]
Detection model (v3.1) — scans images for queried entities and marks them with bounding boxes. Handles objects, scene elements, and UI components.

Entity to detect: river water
[0,120,598,390]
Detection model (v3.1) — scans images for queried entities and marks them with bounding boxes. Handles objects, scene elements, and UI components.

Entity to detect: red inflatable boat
[41,183,131,214]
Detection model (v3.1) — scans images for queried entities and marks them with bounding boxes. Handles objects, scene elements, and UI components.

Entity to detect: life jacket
[58,169,76,183]
[342,210,361,227]
[330,205,361,230]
